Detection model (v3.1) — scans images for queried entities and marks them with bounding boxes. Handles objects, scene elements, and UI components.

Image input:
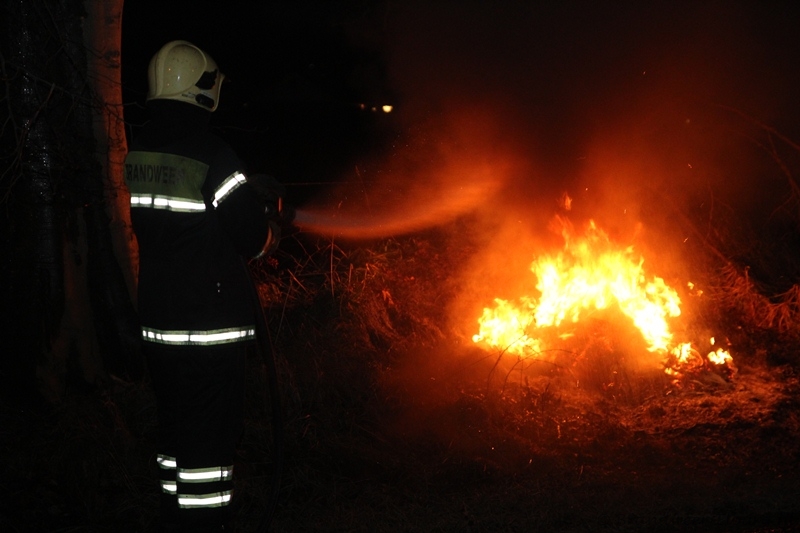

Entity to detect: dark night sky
[121,1,800,222]
[122,1,399,192]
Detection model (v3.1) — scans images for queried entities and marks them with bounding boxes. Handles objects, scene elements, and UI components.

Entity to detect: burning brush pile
[242,108,800,528]
[470,212,736,393]
[252,195,800,531]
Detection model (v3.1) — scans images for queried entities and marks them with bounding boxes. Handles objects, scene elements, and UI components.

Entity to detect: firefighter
[124,40,284,532]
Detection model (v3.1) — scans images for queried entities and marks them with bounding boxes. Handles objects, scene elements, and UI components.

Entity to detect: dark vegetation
[4,198,800,531]
[3,4,800,529]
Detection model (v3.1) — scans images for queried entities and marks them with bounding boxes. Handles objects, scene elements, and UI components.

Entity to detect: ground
[3,231,800,532]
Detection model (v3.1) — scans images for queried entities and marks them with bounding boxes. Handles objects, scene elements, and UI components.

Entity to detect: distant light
[357,103,394,113]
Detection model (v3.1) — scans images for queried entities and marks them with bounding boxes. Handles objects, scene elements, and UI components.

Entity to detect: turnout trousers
[146,342,247,532]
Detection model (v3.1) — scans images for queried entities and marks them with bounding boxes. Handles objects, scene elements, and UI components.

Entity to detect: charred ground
[4,215,800,533]
[4,2,800,531]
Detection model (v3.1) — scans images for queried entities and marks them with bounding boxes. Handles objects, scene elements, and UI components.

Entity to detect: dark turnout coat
[124,100,271,346]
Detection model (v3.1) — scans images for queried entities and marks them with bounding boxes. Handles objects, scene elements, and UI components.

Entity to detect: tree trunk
[1,0,70,404]
[82,0,138,300]
[0,0,141,404]
[82,0,143,382]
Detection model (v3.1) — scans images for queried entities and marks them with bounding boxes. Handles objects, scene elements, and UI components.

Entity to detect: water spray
[290,177,501,239]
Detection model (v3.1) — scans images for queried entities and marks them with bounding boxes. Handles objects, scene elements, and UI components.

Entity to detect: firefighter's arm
[247,173,294,259]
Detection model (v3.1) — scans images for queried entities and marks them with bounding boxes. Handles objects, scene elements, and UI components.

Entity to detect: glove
[247,173,286,216]
[247,173,295,227]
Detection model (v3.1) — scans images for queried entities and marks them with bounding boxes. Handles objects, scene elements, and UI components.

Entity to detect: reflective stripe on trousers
[178,490,233,509]
[177,464,234,509]
[158,453,235,509]
[158,453,178,495]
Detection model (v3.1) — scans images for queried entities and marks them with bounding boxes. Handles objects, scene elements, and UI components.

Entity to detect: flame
[707,339,733,365]
[708,347,732,365]
[473,297,542,355]
[531,220,681,352]
[472,217,734,378]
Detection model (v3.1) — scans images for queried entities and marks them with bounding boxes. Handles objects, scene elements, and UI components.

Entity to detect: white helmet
[147,40,225,111]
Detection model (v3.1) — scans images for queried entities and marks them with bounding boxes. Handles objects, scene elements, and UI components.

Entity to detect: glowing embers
[471,218,733,377]
[665,338,735,381]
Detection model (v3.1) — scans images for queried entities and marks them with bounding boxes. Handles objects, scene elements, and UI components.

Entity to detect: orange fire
[472,217,733,377]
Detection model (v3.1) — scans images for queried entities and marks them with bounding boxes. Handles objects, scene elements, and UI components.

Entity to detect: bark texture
[1,0,141,404]
[83,0,137,297]
[82,0,143,382]
[1,0,68,403]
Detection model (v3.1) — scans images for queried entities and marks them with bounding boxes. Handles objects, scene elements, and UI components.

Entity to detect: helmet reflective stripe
[142,326,256,346]
[157,454,177,469]
[178,490,233,509]
[130,194,206,212]
[160,480,178,495]
[178,465,234,483]
[212,171,247,208]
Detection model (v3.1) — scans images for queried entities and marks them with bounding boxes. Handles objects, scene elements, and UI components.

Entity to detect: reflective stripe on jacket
[126,151,248,213]
[141,326,256,346]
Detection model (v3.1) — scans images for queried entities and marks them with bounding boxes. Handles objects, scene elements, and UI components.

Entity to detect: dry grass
[713,263,800,334]
[4,216,800,532]
[240,223,800,533]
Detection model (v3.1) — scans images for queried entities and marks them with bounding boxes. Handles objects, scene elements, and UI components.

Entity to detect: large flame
[472,216,733,377]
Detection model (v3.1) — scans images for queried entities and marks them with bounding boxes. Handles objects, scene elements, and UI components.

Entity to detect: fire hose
[245,202,352,531]
[245,206,327,532]
[244,182,399,531]
[243,175,289,532]
[249,273,284,533]
[244,205,354,532]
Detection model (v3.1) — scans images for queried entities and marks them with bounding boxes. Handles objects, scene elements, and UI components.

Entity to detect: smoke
[382,1,800,219]
[298,1,800,245]
[290,0,800,329]
[293,1,800,358]
[336,0,800,329]
[293,106,515,239]
[294,1,800,449]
